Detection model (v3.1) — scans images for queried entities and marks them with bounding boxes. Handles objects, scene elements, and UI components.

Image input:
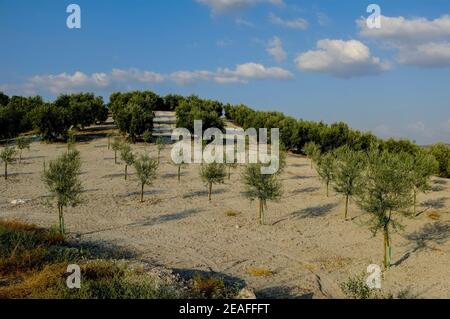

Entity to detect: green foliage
[172,148,188,182]
[428,143,450,178]
[134,153,158,202]
[111,136,124,164]
[30,103,70,141]
[316,152,335,197]
[303,142,321,168]
[143,131,152,144]
[176,96,224,133]
[16,136,31,162]
[332,146,366,219]
[405,150,439,214]
[156,137,166,163]
[242,163,282,225]
[109,91,160,142]
[42,150,83,235]
[355,150,414,268]
[200,162,226,201]
[341,273,382,299]
[120,143,135,180]
[0,145,16,180]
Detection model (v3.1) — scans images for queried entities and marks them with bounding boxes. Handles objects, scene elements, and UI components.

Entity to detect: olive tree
[16,136,31,163]
[172,148,187,182]
[134,153,158,202]
[111,137,123,164]
[43,150,83,236]
[316,152,335,197]
[200,162,226,201]
[0,146,16,180]
[355,151,414,269]
[224,147,238,180]
[120,142,135,180]
[242,164,282,225]
[156,137,166,164]
[67,129,76,152]
[333,146,365,220]
[303,142,321,169]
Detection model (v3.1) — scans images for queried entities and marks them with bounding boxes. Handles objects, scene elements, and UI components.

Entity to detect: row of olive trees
[310,143,438,268]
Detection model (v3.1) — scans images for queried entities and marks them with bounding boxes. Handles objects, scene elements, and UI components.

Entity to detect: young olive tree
[303,142,321,169]
[242,164,282,225]
[107,133,113,150]
[0,146,16,180]
[407,150,439,215]
[172,148,187,182]
[111,137,123,164]
[134,153,158,202]
[120,142,135,180]
[143,131,152,146]
[16,136,31,163]
[43,150,83,236]
[224,147,238,180]
[316,152,335,197]
[156,137,166,164]
[67,129,76,152]
[200,162,226,201]
[332,146,366,220]
[355,151,414,269]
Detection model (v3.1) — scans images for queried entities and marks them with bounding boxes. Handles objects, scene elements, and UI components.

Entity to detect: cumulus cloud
[1,64,293,95]
[266,36,287,63]
[358,15,450,43]
[171,62,293,85]
[269,13,308,29]
[295,39,390,78]
[196,0,283,15]
[358,15,450,67]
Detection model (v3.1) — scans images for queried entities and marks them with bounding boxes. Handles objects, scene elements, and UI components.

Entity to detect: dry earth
[1,137,449,298]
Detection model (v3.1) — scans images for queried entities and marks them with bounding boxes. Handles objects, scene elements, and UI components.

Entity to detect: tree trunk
[413,189,417,216]
[326,181,329,197]
[19,151,22,164]
[58,205,65,236]
[114,151,117,164]
[140,184,144,202]
[208,183,212,201]
[345,195,349,220]
[125,165,128,180]
[383,226,391,269]
[178,166,181,182]
[108,137,110,150]
[4,162,7,180]
[158,150,161,164]
[228,166,231,180]
[259,199,264,225]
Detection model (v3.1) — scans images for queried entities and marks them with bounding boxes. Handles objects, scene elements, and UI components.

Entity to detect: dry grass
[427,211,441,221]
[225,210,241,217]
[247,266,274,277]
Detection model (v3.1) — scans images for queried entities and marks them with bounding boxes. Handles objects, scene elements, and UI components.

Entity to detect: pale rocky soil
[1,137,449,299]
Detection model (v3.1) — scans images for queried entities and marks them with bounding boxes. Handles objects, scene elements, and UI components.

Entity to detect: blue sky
[1,0,449,144]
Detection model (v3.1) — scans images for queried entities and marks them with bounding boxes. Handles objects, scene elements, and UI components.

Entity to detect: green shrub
[428,143,450,178]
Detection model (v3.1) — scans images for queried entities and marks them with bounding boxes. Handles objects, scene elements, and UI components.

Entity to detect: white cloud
[358,15,450,68]
[171,62,293,85]
[196,0,283,15]
[358,15,450,43]
[216,39,233,47]
[266,36,287,63]
[269,13,308,29]
[295,39,390,78]
[235,18,254,27]
[397,42,450,67]
[317,12,331,27]
[1,64,294,95]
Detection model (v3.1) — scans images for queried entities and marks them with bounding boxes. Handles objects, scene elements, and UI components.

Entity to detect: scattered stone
[237,287,257,299]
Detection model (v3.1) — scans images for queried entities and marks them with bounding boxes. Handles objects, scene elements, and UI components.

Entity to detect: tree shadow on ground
[291,203,338,219]
[395,222,450,266]
[430,185,446,192]
[183,188,226,199]
[162,172,188,179]
[70,238,137,260]
[138,208,203,226]
[291,187,320,194]
[102,172,136,179]
[434,179,447,185]
[256,286,314,299]
[290,163,308,168]
[421,197,448,210]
